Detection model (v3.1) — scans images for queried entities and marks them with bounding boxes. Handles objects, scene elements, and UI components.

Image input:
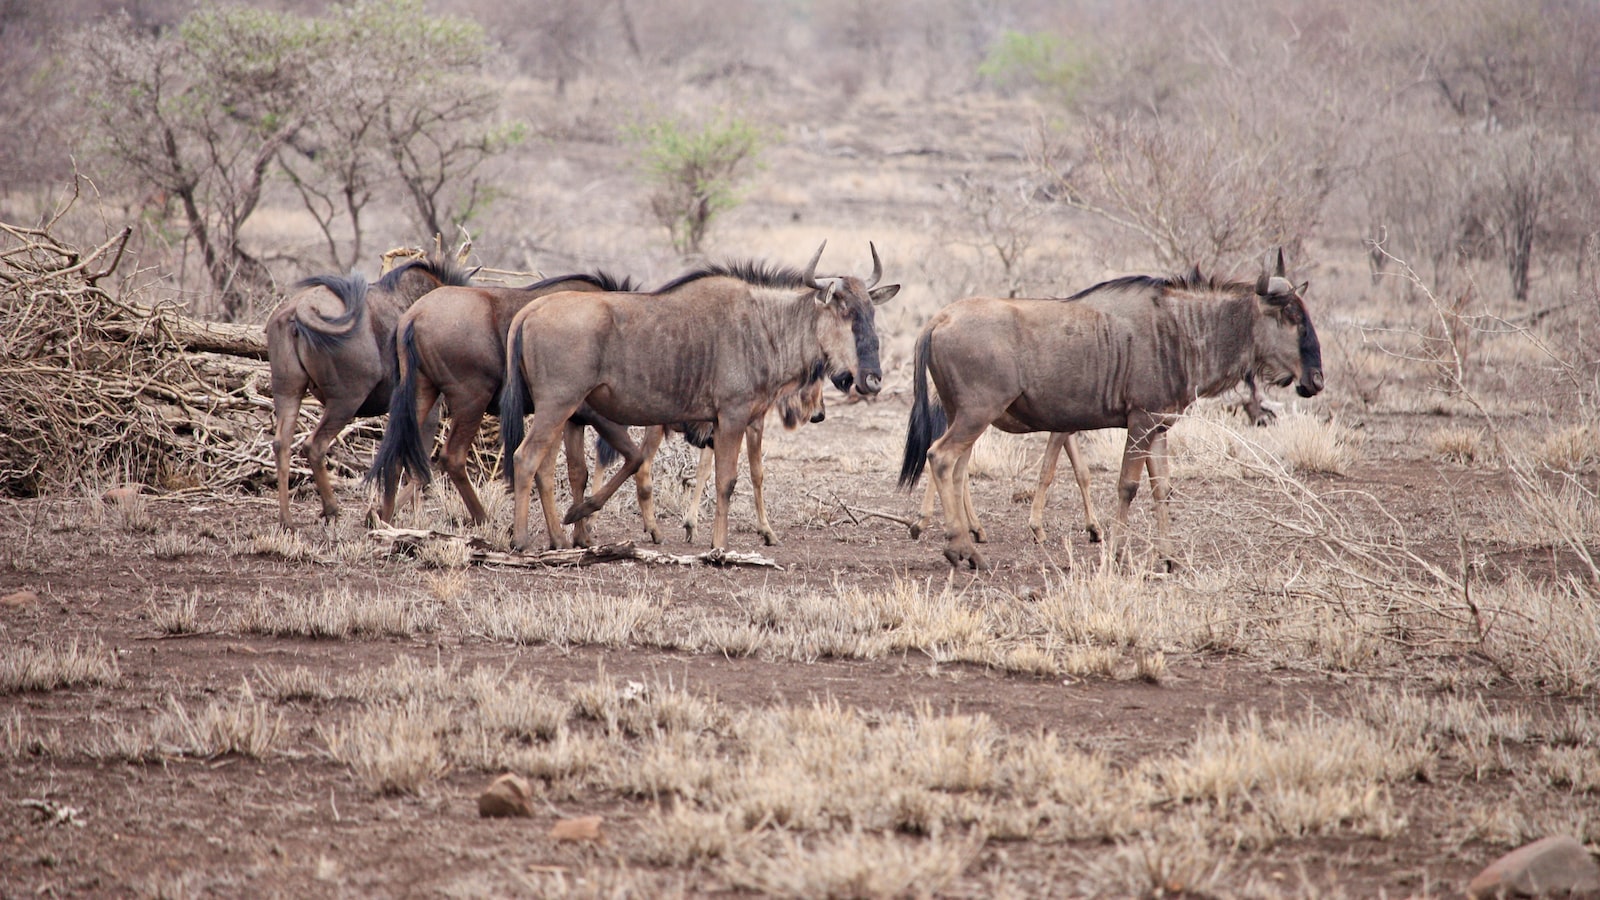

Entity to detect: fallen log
[369,527,783,570]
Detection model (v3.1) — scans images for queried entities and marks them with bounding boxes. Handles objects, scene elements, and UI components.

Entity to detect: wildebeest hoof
[943,545,987,571]
[1086,524,1103,543]
[971,528,988,544]
[908,521,924,540]
[760,530,778,547]
[562,499,601,526]
[682,522,695,543]
[1029,526,1047,544]
[645,527,662,545]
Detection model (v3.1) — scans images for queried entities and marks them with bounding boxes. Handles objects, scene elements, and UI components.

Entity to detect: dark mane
[522,270,638,293]
[376,256,473,292]
[653,259,809,295]
[1064,268,1252,301]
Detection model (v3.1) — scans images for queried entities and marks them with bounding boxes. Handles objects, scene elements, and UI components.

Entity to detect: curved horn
[866,241,882,289]
[801,240,828,290]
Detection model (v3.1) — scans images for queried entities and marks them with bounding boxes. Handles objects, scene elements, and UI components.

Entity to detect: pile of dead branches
[0,217,298,496]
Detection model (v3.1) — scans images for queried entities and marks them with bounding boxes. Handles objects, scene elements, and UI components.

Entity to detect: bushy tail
[898,328,946,489]
[498,325,529,485]
[595,433,620,468]
[366,322,431,496]
[290,274,368,354]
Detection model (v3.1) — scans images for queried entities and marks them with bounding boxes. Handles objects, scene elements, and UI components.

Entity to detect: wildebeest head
[803,241,899,396]
[777,361,829,429]
[1252,249,1324,399]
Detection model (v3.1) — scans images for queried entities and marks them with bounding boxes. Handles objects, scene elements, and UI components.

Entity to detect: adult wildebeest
[267,255,472,528]
[366,271,640,532]
[908,372,1272,546]
[501,241,898,552]
[900,251,1323,570]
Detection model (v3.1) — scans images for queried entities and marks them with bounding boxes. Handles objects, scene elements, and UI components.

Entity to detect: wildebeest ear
[869,284,900,305]
[813,279,840,308]
[1296,280,1309,297]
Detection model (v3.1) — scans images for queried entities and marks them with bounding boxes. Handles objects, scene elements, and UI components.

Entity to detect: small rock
[477,773,534,819]
[102,484,146,504]
[549,815,603,842]
[1469,835,1600,898]
[1,590,39,608]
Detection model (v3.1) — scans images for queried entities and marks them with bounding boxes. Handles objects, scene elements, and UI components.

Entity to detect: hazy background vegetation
[3,0,1597,351]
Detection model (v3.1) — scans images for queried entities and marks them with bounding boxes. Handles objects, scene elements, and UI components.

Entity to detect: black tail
[595,433,620,468]
[366,322,432,496]
[499,325,529,485]
[291,273,368,354]
[898,328,946,489]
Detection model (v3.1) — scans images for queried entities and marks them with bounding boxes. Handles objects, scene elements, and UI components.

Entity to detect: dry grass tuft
[1538,422,1598,472]
[723,830,980,899]
[0,640,121,693]
[146,590,203,635]
[466,583,664,648]
[1261,412,1358,475]
[1428,425,1487,464]
[230,586,438,639]
[320,699,450,795]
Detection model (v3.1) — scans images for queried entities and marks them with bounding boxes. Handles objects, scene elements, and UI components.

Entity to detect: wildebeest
[501,242,898,552]
[900,251,1323,570]
[266,255,472,528]
[679,360,833,545]
[366,271,639,532]
[907,373,1272,546]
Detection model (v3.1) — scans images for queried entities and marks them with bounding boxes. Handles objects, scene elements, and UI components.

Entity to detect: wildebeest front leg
[511,406,579,552]
[709,416,748,550]
[1108,428,1149,566]
[746,423,777,546]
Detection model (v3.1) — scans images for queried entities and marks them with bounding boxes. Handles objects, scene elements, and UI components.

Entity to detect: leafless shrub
[0,640,121,694]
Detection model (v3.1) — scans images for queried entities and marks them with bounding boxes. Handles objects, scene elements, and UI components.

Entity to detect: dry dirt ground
[3,378,1597,899]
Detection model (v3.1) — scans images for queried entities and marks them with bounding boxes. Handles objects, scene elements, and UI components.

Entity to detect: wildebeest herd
[269,242,1323,569]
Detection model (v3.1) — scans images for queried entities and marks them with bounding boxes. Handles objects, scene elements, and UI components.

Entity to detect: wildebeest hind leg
[271,387,306,529]
[1028,432,1066,544]
[441,395,491,526]
[632,426,665,544]
[562,416,645,534]
[562,424,592,547]
[928,419,988,570]
[910,479,936,540]
[1145,428,1177,571]
[954,446,985,543]
[684,445,714,543]
[1063,433,1102,543]
[305,397,363,524]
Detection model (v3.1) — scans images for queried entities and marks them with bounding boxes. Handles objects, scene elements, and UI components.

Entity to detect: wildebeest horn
[801,240,827,290]
[1274,247,1287,278]
[866,241,882,289]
